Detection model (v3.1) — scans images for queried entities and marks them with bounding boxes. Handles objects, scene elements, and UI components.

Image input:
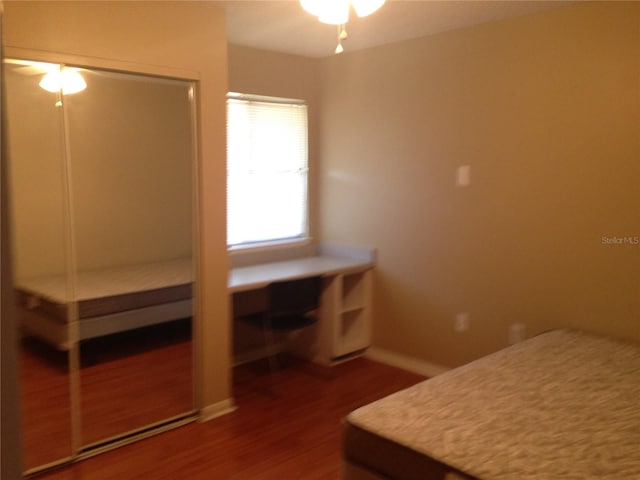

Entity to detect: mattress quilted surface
[347,330,640,479]
[17,258,192,303]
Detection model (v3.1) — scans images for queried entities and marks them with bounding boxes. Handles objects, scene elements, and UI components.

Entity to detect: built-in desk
[229,244,375,364]
[230,255,372,293]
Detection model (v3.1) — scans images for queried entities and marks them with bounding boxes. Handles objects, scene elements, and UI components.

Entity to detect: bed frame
[342,330,640,479]
[14,258,192,350]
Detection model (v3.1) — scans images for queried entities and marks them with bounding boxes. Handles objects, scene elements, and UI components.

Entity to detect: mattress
[15,258,193,322]
[343,330,640,480]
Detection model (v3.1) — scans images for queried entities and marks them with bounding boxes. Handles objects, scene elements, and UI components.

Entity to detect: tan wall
[319,2,640,367]
[67,73,193,271]
[3,0,230,412]
[228,44,320,102]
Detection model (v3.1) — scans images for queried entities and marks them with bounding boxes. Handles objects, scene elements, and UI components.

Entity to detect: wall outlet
[455,313,470,332]
[508,323,526,344]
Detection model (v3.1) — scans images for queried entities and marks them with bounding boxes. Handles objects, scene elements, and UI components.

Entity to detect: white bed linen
[347,330,640,480]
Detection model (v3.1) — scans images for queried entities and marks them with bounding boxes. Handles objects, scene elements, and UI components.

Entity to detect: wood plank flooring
[20,337,73,469]
[20,320,193,470]
[31,355,426,479]
[79,320,193,446]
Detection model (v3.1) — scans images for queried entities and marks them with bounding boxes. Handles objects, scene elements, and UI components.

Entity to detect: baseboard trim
[365,347,450,378]
[198,398,237,422]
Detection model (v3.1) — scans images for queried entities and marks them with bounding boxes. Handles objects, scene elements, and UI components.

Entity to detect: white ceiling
[212,0,571,58]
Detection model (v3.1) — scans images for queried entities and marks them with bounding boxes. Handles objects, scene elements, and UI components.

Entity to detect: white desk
[229,245,375,363]
[229,255,373,293]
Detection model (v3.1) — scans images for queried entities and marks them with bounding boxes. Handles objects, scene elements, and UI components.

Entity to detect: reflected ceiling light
[300,0,386,54]
[39,68,87,95]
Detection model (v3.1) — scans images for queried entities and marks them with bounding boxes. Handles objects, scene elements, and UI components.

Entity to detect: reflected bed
[342,329,640,480]
[15,258,192,350]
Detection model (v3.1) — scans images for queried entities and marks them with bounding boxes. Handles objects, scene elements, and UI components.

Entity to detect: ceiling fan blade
[5,59,57,76]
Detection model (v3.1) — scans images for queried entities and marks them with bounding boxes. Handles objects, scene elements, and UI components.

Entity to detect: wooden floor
[32,355,426,480]
[21,320,193,470]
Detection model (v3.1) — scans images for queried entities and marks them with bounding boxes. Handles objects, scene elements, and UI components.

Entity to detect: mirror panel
[62,68,195,447]
[4,60,74,470]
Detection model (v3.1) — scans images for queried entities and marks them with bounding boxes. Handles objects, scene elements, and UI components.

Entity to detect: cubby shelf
[338,308,369,355]
[341,273,366,313]
[333,270,372,359]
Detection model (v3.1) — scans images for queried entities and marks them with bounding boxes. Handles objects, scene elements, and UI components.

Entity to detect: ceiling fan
[5,59,87,94]
[4,58,58,75]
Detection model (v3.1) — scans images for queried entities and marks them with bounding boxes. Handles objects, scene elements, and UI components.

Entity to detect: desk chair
[240,276,323,386]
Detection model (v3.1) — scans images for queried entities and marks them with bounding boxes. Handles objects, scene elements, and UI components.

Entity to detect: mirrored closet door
[5,60,74,471]
[65,67,196,450]
[4,59,198,473]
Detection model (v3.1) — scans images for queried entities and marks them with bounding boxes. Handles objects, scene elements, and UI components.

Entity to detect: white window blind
[227,95,309,248]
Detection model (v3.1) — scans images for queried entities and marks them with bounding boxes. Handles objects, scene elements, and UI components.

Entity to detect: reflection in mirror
[63,68,196,448]
[4,59,74,470]
[5,59,197,471]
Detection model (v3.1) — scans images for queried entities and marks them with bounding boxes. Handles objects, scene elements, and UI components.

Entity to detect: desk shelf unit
[230,243,375,366]
[319,269,372,362]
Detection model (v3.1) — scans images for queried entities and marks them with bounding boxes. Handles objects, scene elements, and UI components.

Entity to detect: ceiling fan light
[299,0,385,52]
[301,0,350,25]
[299,0,323,17]
[352,0,386,18]
[61,69,87,95]
[39,68,87,95]
[39,70,61,93]
[317,1,350,25]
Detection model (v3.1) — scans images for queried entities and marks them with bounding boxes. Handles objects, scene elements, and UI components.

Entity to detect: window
[227,94,309,248]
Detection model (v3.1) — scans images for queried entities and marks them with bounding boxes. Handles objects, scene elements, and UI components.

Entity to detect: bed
[14,258,193,350]
[342,329,640,480]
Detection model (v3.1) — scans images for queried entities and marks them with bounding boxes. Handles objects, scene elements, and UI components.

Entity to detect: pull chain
[335,24,348,54]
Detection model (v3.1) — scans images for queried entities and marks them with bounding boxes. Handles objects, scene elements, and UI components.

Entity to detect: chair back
[267,276,323,317]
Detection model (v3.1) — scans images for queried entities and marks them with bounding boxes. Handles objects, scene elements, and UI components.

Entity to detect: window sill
[228,238,316,269]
